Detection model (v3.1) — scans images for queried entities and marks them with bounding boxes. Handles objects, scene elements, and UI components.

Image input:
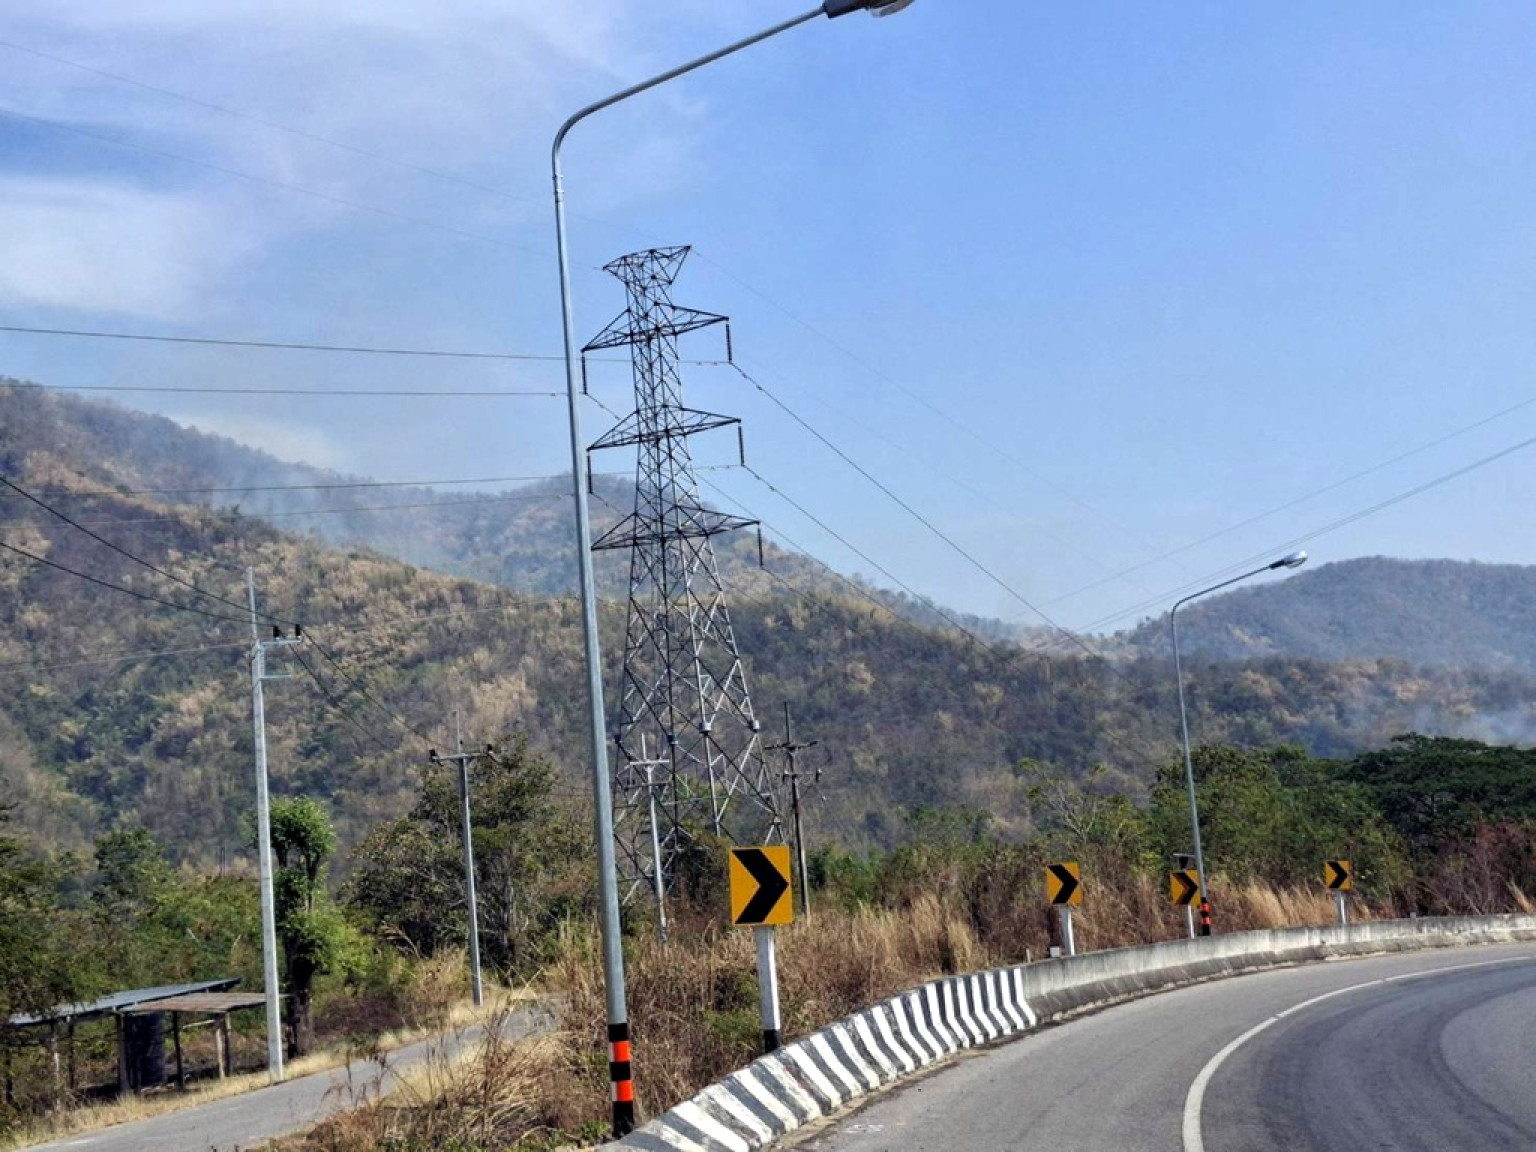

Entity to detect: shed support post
[172,1013,184,1089]
[116,1014,129,1096]
[49,1022,61,1108]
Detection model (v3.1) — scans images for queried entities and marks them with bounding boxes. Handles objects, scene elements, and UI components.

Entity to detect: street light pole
[551,2,919,1136]
[1171,550,1308,937]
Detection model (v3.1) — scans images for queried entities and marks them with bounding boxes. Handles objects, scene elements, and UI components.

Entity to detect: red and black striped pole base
[609,1021,635,1136]
[1199,899,1213,937]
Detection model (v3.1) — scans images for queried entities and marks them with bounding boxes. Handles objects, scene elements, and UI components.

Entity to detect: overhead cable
[732,363,1100,659]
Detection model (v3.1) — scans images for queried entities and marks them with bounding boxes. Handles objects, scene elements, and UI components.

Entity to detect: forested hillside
[0,382,1020,641]
[1121,556,1536,673]
[2,382,1536,867]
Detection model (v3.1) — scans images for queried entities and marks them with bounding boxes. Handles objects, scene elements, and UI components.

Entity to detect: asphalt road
[792,942,1536,1152]
[25,1006,542,1152]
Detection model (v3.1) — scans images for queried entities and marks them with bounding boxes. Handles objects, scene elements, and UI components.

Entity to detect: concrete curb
[609,914,1536,1151]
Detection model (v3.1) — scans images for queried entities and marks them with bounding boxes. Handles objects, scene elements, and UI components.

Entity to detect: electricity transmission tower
[584,245,783,905]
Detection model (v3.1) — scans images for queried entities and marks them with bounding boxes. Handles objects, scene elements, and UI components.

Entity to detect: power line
[594,370,1007,652]
[1040,390,1536,613]
[0,473,580,500]
[0,594,540,677]
[691,249,1176,569]
[291,646,402,756]
[698,477,1002,653]
[731,363,1100,659]
[733,465,999,653]
[0,474,281,624]
[0,326,562,362]
[698,480,1171,785]
[4,490,568,530]
[0,638,248,674]
[0,537,252,626]
[729,357,1154,601]
[300,630,441,747]
[1065,427,1536,640]
[30,382,560,398]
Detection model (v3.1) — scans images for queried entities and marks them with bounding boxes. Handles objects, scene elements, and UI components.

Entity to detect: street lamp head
[1269,550,1308,571]
[824,0,917,17]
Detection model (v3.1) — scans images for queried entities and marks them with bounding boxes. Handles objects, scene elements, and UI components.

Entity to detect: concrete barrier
[610,914,1536,1151]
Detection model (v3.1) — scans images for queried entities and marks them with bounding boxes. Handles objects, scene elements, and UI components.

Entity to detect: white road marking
[1181,954,1536,1152]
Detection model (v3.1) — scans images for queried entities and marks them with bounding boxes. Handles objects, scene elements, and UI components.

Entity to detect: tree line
[5,732,1535,1128]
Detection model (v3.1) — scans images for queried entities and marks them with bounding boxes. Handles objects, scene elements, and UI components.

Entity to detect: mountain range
[2,380,1533,867]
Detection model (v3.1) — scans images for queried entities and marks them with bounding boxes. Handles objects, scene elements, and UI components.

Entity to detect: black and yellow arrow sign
[1325,859,1353,892]
[730,846,794,926]
[1169,868,1200,906]
[1045,861,1082,906]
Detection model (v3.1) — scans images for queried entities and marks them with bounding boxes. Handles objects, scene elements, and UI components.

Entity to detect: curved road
[793,943,1536,1152]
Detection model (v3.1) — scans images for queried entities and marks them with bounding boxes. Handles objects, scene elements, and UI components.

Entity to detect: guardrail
[609,914,1536,1151]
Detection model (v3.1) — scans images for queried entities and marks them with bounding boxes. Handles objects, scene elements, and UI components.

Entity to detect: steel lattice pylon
[584,246,783,905]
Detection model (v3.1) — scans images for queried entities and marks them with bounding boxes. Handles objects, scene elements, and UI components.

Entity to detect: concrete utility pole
[768,702,820,918]
[428,716,493,1008]
[634,735,671,945]
[247,570,300,1083]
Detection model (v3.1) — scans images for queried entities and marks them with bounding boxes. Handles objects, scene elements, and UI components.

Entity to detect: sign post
[730,846,794,1053]
[1169,868,1200,939]
[754,927,781,1052]
[1045,862,1082,958]
[1325,859,1353,926]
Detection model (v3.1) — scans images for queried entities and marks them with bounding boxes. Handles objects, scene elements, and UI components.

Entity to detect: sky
[4,1,1536,637]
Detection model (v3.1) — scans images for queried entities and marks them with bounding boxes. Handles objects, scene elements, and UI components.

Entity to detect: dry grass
[292,1012,587,1152]
[1223,880,1344,930]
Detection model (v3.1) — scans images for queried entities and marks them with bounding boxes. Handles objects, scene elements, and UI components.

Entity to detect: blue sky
[4,1,1536,635]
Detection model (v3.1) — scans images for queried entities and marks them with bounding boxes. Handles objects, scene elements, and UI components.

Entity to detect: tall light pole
[1171,550,1308,937]
[551,1,918,1136]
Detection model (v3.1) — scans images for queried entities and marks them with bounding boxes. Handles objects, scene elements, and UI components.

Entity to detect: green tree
[1148,744,1410,897]
[1343,735,1536,860]
[345,734,586,975]
[1018,759,1152,869]
[269,797,358,1056]
[0,805,94,1023]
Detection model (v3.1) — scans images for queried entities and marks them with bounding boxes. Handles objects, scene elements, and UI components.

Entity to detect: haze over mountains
[2,380,1534,866]
[1122,556,1536,673]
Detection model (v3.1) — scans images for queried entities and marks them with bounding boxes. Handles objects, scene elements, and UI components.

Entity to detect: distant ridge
[1118,556,1536,672]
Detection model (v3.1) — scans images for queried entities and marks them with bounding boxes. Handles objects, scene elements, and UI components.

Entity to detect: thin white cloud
[2,2,716,235]
[0,177,255,319]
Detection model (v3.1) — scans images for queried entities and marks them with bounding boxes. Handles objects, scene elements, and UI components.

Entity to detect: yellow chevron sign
[729,846,794,926]
[1324,859,1353,892]
[1169,868,1200,906]
[1045,861,1082,906]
